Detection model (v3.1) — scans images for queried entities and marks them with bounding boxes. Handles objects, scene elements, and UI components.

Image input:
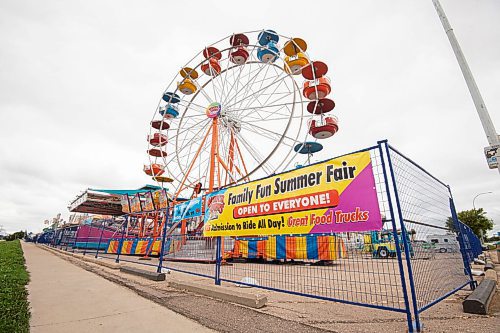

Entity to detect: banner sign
[203,151,382,236]
[143,192,155,211]
[120,195,130,213]
[152,189,168,209]
[172,197,203,223]
[130,194,142,213]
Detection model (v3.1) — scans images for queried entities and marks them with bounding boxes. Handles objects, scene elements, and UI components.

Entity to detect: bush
[5,231,26,242]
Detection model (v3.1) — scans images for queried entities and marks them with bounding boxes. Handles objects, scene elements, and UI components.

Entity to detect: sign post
[484,144,499,169]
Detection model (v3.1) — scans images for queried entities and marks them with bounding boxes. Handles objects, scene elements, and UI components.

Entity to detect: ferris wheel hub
[206,102,222,119]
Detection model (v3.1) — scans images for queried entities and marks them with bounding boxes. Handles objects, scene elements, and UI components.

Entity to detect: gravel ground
[43,246,500,332]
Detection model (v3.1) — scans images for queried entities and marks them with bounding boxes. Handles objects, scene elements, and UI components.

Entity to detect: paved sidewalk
[22,243,214,333]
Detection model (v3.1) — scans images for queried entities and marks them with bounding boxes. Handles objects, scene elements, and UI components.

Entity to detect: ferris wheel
[144,30,338,200]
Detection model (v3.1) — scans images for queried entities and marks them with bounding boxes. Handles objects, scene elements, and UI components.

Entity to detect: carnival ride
[125,30,342,261]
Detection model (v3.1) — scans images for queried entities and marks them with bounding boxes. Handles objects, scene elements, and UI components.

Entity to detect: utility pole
[432,0,500,175]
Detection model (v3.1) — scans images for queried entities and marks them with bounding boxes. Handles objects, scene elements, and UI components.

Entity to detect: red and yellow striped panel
[285,236,296,259]
[150,240,161,255]
[232,240,241,257]
[229,235,346,261]
[239,241,249,258]
[295,236,307,259]
[121,240,134,254]
[328,236,338,260]
[134,240,149,255]
[339,239,347,258]
[107,240,119,254]
[257,240,266,258]
[265,237,276,259]
[317,236,331,260]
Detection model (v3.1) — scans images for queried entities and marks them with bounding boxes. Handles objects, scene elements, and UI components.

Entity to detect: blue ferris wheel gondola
[159,105,179,118]
[257,41,280,63]
[258,29,279,46]
[162,92,180,104]
[294,141,323,154]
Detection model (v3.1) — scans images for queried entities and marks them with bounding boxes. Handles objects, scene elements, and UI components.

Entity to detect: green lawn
[0,240,30,333]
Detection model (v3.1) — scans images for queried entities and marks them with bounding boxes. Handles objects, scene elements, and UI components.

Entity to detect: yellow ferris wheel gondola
[284,52,309,75]
[283,37,307,56]
[178,67,199,95]
[152,176,174,183]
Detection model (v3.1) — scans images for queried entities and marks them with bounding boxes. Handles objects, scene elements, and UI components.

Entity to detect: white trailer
[426,234,459,253]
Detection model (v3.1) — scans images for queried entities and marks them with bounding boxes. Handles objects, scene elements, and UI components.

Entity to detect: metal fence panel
[160,233,217,280]
[385,145,472,314]
[216,146,409,312]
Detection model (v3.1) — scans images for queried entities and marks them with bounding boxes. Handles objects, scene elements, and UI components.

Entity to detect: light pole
[472,191,492,210]
[432,0,500,174]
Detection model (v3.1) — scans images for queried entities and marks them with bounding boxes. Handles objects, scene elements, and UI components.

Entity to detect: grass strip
[0,240,30,333]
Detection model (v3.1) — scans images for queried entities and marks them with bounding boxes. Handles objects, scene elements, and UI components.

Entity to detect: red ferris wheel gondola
[201,58,222,76]
[151,120,170,130]
[148,133,168,147]
[148,148,167,158]
[309,117,339,139]
[307,98,335,114]
[143,164,165,176]
[303,77,331,100]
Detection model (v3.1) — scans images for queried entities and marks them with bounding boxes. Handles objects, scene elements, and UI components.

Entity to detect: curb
[168,279,267,309]
[39,245,122,269]
[120,266,166,281]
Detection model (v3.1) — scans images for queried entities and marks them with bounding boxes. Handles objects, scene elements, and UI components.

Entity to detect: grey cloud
[0,0,499,234]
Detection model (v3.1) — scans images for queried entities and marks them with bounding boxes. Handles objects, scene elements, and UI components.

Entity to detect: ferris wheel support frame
[209,117,219,192]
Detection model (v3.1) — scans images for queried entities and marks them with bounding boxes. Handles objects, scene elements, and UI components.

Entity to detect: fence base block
[463,279,496,315]
[484,270,497,282]
[484,263,495,271]
[120,266,166,281]
[168,279,267,308]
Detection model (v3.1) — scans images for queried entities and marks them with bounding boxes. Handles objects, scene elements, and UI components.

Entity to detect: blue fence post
[95,219,107,259]
[83,226,90,255]
[52,230,57,248]
[115,216,128,263]
[55,229,60,248]
[377,140,414,333]
[383,141,423,332]
[64,229,70,251]
[383,141,422,332]
[449,194,475,290]
[215,236,221,285]
[61,232,68,251]
[58,229,62,249]
[72,225,79,253]
[157,209,170,273]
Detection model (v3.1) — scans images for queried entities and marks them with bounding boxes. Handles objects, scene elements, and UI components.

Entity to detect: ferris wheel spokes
[224,69,290,110]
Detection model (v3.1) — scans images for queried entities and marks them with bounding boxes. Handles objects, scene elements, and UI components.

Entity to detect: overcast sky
[0,0,499,235]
